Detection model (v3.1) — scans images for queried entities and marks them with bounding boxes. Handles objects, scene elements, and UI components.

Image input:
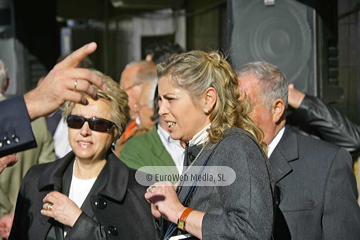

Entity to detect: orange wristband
[177,207,194,231]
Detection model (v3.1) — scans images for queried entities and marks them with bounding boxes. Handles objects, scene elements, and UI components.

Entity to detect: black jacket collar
[38,150,129,202]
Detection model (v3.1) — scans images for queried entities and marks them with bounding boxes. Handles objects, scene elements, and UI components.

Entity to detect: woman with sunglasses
[9,71,158,240]
[144,51,274,239]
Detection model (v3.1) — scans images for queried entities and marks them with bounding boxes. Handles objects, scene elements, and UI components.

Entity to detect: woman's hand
[144,181,186,224]
[0,213,14,239]
[41,191,82,227]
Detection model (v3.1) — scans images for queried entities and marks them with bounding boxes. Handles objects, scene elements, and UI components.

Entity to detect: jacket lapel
[79,160,109,221]
[29,152,75,240]
[96,151,129,201]
[269,127,299,183]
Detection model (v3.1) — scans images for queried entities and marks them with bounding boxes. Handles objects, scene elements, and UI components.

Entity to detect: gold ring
[46,203,53,211]
[74,79,78,90]
[147,185,155,193]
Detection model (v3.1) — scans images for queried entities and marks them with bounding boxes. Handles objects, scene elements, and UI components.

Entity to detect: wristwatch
[177,208,194,231]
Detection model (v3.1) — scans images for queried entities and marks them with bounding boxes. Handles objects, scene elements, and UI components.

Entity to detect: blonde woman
[10,71,157,240]
[145,51,274,239]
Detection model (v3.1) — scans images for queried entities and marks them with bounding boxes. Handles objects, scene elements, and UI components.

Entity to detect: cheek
[126,90,137,102]
[249,107,268,128]
[68,128,77,140]
[96,134,113,149]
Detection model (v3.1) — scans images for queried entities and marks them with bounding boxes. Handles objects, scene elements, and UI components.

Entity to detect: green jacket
[120,125,178,178]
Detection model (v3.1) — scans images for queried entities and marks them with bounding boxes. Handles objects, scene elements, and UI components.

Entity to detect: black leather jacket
[287,95,360,155]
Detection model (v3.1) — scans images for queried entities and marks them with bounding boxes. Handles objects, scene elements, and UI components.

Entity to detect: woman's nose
[80,122,92,136]
[158,101,168,116]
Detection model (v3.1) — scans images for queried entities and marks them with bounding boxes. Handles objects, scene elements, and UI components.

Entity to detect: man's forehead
[239,76,260,94]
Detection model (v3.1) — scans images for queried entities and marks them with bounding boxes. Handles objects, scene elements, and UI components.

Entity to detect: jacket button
[106,226,118,236]
[3,136,11,145]
[11,134,20,143]
[188,154,195,162]
[94,197,107,210]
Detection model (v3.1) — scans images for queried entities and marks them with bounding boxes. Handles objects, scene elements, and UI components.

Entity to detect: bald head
[120,61,157,120]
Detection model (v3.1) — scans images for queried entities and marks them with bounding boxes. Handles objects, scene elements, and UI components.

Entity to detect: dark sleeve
[67,213,107,239]
[322,147,360,239]
[287,95,360,154]
[8,167,33,239]
[202,134,274,240]
[0,95,37,157]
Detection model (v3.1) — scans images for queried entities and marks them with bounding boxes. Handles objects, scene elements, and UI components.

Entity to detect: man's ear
[4,78,10,92]
[204,87,217,113]
[272,99,285,123]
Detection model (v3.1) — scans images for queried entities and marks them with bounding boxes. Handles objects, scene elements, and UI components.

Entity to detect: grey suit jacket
[168,127,274,240]
[270,127,360,240]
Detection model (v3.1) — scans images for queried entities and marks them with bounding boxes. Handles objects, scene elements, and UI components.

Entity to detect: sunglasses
[66,115,116,132]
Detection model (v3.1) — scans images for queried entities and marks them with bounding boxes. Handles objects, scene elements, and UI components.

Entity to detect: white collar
[157,123,178,143]
[135,116,141,125]
[188,123,211,147]
[267,126,285,157]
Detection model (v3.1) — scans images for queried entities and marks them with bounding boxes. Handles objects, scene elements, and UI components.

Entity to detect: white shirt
[267,126,285,157]
[68,175,97,208]
[53,120,72,158]
[157,124,185,174]
[188,124,211,147]
[135,116,141,125]
[65,161,97,236]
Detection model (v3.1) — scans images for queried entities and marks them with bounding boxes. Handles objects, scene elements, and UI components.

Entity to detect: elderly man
[116,61,157,154]
[120,61,157,120]
[237,61,360,240]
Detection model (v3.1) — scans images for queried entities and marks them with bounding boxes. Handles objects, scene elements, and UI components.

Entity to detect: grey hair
[124,61,157,85]
[144,80,157,107]
[0,60,8,92]
[236,61,288,110]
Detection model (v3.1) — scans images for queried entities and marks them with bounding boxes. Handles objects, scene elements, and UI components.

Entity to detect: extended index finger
[54,42,97,70]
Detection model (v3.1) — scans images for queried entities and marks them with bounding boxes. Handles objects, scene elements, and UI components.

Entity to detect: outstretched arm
[287,84,360,154]
[0,43,106,158]
[24,42,106,121]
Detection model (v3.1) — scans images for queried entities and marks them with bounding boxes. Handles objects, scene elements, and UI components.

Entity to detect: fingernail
[87,42,96,50]
[81,98,89,105]
[101,83,107,90]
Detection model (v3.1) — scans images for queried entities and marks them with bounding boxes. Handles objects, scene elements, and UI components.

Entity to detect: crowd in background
[0,41,359,240]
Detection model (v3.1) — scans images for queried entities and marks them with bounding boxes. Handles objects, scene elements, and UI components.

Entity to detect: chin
[170,133,181,141]
[75,150,94,160]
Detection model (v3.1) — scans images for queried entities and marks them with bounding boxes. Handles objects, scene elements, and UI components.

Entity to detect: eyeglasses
[123,82,144,92]
[66,115,116,132]
[134,100,153,110]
